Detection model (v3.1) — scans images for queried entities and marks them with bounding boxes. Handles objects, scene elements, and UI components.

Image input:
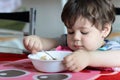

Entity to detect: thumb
[32,50,37,54]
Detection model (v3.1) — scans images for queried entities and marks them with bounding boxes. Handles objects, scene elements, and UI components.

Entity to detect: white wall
[22,0,120,37]
[112,0,120,32]
[22,0,65,38]
[112,0,120,7]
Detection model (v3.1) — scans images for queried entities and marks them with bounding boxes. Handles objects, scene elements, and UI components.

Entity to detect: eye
[68,31,74,34]
[81,32,89,35]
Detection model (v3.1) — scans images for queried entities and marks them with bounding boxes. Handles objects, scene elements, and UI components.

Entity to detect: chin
[86,48,97,51]
[73,48,85,51]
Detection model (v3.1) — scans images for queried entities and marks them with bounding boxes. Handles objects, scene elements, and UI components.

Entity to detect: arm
[89,50,120,67]
[23,35,58,53]
[63,50,120,72]
[41,37,58,50]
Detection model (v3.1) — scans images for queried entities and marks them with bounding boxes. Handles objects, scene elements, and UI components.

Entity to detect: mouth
[74,45,84,49]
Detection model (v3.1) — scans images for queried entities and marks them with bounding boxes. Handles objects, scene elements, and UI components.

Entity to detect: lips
[74,41,84,50]
[74,45,84,49]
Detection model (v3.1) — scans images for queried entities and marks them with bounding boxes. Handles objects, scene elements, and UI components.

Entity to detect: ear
[101,23,112,38]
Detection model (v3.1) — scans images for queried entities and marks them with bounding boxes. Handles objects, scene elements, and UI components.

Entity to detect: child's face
[67,17,110,51]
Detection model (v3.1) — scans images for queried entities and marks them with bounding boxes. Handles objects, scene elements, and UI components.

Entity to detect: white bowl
[28,51,72,72]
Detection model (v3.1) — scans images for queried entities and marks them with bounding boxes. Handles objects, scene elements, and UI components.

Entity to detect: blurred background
[0,0,119,38]
[22,0,120,38]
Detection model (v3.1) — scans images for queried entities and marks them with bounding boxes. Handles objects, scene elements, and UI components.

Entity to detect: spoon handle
[42,50,56,60]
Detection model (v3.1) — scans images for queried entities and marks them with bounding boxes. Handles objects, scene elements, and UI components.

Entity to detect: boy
[24,0,120,72]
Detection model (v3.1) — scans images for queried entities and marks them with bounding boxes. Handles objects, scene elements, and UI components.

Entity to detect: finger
[64,59,74,70]
[68,64,76,71]
[28,39,36,50]
[23,37,30,49]
[23,39,30,50]
[72,67,81,72]
[63,55,73,63]
[31,41,41,52]
[32,49,37,54]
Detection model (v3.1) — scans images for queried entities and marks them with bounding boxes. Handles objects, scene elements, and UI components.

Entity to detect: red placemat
[0,53,27,61]
[0,59,120,80]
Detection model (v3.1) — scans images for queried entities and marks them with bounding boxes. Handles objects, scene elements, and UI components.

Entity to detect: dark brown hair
[61,0,115,30]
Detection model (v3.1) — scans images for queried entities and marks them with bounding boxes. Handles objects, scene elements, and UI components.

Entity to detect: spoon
[42,50,56,60]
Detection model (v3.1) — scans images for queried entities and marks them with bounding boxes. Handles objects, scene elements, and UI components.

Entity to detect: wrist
[88,51,101,67]
[88,51,93,66]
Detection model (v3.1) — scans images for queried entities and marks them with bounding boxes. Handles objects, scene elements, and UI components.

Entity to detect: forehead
[73,17,93,29]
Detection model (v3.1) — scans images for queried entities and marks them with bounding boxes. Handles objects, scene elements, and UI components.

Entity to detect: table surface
[0,53,120,80]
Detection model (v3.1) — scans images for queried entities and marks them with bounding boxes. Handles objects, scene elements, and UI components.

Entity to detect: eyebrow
[78,26,90,30]
[67,27,89,31]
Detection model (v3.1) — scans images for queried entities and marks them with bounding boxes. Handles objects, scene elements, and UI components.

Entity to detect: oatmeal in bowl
[28,51,72,72]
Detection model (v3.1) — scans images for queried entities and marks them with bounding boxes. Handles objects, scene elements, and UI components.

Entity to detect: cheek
[67,37,73,47]
[83,39,97,50]
[67,37,72,43]
[82,38,92,45]
[82,36,103,50]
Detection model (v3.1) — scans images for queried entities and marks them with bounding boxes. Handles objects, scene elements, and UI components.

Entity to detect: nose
[73,31,81,41]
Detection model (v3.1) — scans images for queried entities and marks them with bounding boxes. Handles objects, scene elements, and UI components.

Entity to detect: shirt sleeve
[98,40,120,51]
[54,34,67,46]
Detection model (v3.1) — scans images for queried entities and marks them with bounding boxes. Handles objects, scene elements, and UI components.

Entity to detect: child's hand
[63,50,90,72]
[23,35,43,53]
